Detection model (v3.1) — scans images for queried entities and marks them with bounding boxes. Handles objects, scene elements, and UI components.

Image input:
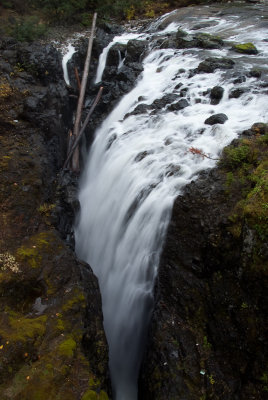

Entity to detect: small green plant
[208,374,215,385]
[260,373,268,392]
[203,335,212,350]
[12,16,47,42]
[221,144,251,170]
[38,203,55,216]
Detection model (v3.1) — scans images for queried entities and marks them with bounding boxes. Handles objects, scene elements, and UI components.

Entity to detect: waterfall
[62,43,76,85]
[75,3,268,399]
[95,32,145,84]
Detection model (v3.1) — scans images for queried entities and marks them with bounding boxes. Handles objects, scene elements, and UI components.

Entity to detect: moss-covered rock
[232,42,258,55]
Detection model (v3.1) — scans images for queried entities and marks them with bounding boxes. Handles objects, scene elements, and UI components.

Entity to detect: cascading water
[75,3,268,399]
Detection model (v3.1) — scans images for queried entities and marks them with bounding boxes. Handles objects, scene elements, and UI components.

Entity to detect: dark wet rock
[232,42,258,55]
[176,29,188,38]
[125,103,152,119]
[232,74,247,84]
[248,68,262,78]
[180,87,189,97]
[106,43,127,67]
[205,113,228,125]
[140,139,267,399]
[2,49,17,64]
[192,22,215,30]
[116,64,139,84]
[97,21,123,35]
[174,82,183,90]
[125,39,148,63]
[135,150,153,162]
[251,122,268,135]
[188,69,196,78]
[0,39,111,399]
[165,163,181,177]
[153,94,179,109]
[229,87,249,99]
[195,33,224,49]
[175,29,224,50]
[175,33,199,49]
[127,61,144,72]
[197,57,235,73]
[210,86,224,104]
[17,43,63,85]
[168,99,189,111]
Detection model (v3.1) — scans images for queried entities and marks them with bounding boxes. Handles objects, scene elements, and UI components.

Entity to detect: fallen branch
[74,67,81,92]
[72,12,97,172]
[63,86,103,170]
[188,147,219,161]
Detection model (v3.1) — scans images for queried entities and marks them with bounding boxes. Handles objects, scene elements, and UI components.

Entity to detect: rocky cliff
[0,37,110,399]
[139,127,268,399]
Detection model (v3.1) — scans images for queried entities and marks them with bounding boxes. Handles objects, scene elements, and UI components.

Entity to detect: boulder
[153,94,179,109]
[168,99,189,111]
[197,57,235,73]
[229,87,249,99]
[106,43,127,67]
[125,39,148,63]
[205,113,228,125]
[232,42,258,55]
[210,86,224,104]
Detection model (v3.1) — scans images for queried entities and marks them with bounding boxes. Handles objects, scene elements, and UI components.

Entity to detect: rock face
[0,38,110,399]
[139,132,267,399]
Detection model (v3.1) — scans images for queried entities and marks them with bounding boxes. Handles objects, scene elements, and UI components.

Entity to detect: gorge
[0,1,267,400]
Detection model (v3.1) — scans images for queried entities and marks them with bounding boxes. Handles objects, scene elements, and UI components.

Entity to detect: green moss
[16,245,40,268]
[81,390,99,400]
[56,317,65,332]
[16,232,64,269]
[81,389,109,400]
[220,131,268,270]
[232,42,258,54]
[99,391,109,400]
[58,337,76,358]
[62,289,86,312]
[0,312,47,342]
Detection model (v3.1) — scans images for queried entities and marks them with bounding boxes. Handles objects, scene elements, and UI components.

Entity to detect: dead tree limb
[74,67,81,92]
[63,86,103,170]
[72,12,97,172]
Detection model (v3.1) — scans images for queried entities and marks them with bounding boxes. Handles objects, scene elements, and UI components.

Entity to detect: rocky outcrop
[139,129,267,399]
[0,38,110,399]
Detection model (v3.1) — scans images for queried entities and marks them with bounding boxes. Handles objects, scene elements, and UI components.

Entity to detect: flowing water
[75,3,268,399]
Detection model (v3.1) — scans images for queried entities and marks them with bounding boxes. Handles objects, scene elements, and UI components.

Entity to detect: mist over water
[75,3,268,399]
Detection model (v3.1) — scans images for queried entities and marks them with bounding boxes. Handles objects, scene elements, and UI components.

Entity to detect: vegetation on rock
[232,42,258,55]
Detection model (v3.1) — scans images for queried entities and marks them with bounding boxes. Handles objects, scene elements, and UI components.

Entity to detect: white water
[75,3,268,399]
[95,32,145,83]
[62,43,76,85]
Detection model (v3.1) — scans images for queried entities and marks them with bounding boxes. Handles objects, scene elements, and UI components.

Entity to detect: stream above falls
[74,2,268,399]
